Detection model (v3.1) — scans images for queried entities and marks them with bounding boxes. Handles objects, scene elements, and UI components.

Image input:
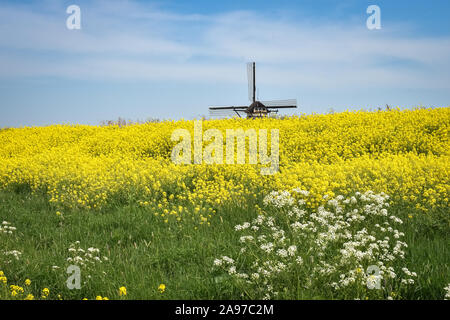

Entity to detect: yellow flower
[356,268,362,274]
[25,279,31,286]
[119,286,127,296]
[158,284,166,293]
[408,214,413,219]
[56,211,61,216]
[103,297,109,300]
[11,290,17,297]
[10,285,24,293]
[24,294,34,300]
[96,296,103,300]
[41,288,50,298]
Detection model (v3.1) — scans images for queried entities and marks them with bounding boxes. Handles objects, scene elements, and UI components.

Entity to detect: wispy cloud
[0,0,449,91]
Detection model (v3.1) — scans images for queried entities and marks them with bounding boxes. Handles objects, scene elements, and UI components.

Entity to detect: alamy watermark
[66,5,81,30]
[171,121,279,175]
[64,5,380,31]
[366,5,381,30]
[366,265,381,289]
[66,265,81,289]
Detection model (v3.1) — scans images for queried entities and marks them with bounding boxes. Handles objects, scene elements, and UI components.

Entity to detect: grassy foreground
[0,187,448,300]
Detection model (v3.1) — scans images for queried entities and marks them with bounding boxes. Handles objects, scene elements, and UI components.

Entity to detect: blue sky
[1,0,449,127]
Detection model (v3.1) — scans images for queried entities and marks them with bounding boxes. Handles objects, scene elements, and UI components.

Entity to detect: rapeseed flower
[41,288,50,299]
[119,286,127,296]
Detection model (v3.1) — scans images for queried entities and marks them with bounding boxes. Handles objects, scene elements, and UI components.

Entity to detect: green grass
[0,190,448,300]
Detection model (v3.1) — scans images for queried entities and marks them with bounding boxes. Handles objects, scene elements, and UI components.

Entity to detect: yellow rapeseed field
[0,108,448,225]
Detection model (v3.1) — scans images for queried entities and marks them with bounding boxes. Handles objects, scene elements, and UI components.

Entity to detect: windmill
[209,62,297,119]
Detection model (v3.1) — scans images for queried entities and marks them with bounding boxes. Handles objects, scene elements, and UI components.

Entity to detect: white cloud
[0,1,449,91]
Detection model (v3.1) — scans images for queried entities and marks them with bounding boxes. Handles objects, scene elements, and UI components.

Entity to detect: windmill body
[209,62,297,119]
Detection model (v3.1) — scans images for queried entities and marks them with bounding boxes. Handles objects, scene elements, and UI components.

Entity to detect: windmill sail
[209,109,237,118]
[261,99,297,108]
[247,62,255,102]
[209,106,248,118]
[209,109,244,118]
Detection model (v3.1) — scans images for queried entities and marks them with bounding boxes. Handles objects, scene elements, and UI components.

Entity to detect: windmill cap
[247,101,267,113]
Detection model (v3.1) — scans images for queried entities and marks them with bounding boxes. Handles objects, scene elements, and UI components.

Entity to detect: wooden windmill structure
[209,62,297,119]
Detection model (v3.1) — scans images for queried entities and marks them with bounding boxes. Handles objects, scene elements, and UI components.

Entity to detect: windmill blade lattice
[261,99,297,107]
